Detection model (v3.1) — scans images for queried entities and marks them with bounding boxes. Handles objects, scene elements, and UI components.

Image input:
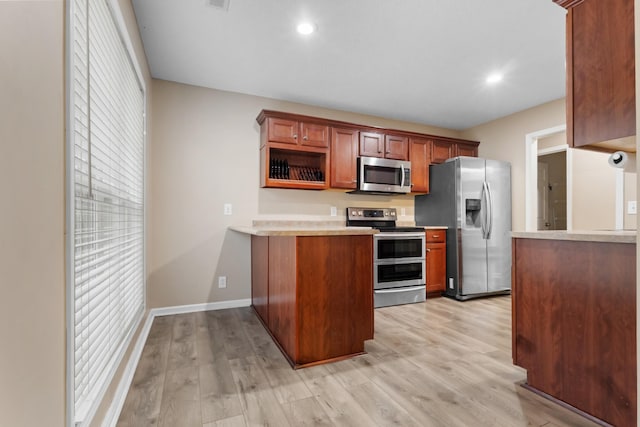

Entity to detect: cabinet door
[267,117,299,145]
[431,139,454,164]
[409,137,431,193]
[300,122,329,148]
[330,127,359,189]
[456,143,478,158]
[567,0,635,148]
[426,242,446,293]
[359,131,385,158]
[384,134,409,160]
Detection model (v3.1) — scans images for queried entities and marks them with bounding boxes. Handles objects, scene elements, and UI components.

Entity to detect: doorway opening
[524,124,569,231]
[538,150,567,230]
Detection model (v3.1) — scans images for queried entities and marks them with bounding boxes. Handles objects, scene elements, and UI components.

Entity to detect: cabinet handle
[303,135,308,140]
[427,248,431,252]
[352,179,357,183]
[293,134,298,139]
[432,234,439,238]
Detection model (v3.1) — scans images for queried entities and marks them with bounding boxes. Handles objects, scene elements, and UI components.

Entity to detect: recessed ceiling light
[297,22,316,35]
[486,73,503,84]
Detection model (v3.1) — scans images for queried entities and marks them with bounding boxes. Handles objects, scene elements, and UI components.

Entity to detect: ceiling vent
[206,0,230,11]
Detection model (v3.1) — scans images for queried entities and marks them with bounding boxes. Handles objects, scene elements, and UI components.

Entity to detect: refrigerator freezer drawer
[374,285,426,308]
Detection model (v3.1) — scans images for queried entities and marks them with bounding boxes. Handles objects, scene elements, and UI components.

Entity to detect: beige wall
[0,1,152,426]
[571,149,617,230]
[148,79,462,308]
[0,1,65,426]
[461,98,566,231]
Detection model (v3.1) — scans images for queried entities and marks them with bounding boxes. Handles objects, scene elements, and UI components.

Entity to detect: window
[68,0,145,424]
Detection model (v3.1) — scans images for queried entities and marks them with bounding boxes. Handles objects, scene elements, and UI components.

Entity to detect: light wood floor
[117,296,598,427]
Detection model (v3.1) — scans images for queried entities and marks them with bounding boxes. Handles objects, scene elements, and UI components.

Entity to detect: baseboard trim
[150,298,252,317]
[101,298,252,427]
[100,311,154,427]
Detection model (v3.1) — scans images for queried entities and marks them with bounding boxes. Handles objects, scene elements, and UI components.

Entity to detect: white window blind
[69,0,145,424]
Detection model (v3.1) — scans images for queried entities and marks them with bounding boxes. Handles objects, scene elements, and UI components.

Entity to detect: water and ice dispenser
[465,199,481,227]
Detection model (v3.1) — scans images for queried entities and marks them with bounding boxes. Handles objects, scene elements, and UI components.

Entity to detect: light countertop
[512,230,636,244]
[229,220,447,237]
[229,225,378,237]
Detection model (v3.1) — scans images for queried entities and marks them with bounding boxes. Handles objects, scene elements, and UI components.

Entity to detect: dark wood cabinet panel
[330,127,359,189]
[431,139,454,164]
[251,235,269,325]
[384,134,409,160]
[513,238,636,427]
[251,234,374,368]
[556,0,636,151]
[267,236,298,359]
[426,229,446,295]
[296,235,373,364]
[359,131,385,158]
[409,137,431,193]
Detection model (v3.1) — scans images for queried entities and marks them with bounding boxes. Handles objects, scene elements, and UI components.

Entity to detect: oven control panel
[346,207,396,222]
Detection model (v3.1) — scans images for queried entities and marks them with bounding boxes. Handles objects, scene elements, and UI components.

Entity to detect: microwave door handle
[401,165,406,188]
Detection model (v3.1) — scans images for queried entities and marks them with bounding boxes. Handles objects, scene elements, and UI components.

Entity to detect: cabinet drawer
[426,229,446,243]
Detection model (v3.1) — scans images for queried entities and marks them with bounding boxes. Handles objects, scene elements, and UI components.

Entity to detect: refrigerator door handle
[481,181,488,239]
[485,181,494,238]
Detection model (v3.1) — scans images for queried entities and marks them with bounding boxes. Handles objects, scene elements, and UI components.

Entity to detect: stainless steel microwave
[353,156,412,194]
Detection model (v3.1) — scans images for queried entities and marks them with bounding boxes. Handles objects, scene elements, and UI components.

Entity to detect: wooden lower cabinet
[513,238,636,427]
[426,229,446,295]
[251,234,374,368]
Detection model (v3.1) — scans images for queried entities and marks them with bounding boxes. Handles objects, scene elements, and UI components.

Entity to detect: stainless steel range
[346,207,426,308]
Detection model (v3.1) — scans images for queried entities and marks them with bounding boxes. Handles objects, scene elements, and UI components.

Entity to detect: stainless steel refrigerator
[415,157,511,300]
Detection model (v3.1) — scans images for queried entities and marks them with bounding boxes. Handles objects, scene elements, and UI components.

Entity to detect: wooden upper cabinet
[555,0,636,151]
[409,137,431,193]
[384,134,409,160]
[431,139,454,164]
[359,131,385,157]
[257,110,479,191]
[456,143,478,158]
[265,117,329,148]
[267,117,299,145]
[330,127,359,189]
[300,122,330,148]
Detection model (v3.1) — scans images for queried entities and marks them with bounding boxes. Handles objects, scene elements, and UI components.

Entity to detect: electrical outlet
[628,201,637,215]
[218,276,227,288]
[223,203,232,215]
[330,206,337,217]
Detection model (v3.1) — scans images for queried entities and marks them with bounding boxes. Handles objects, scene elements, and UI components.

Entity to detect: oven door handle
[373,232,426,239]
[374,286,425,294]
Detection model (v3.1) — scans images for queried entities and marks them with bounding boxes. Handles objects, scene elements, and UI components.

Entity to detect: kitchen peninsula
[230,223,376,368]
[511,230,636,427]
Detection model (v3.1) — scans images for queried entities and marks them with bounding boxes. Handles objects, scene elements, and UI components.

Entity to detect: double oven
[347,208,426,308]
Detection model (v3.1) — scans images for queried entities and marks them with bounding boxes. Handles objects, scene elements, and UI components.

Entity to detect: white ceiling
[131,0,567,130]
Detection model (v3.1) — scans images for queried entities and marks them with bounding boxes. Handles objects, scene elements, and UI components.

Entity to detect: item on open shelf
[269,157,323,182]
